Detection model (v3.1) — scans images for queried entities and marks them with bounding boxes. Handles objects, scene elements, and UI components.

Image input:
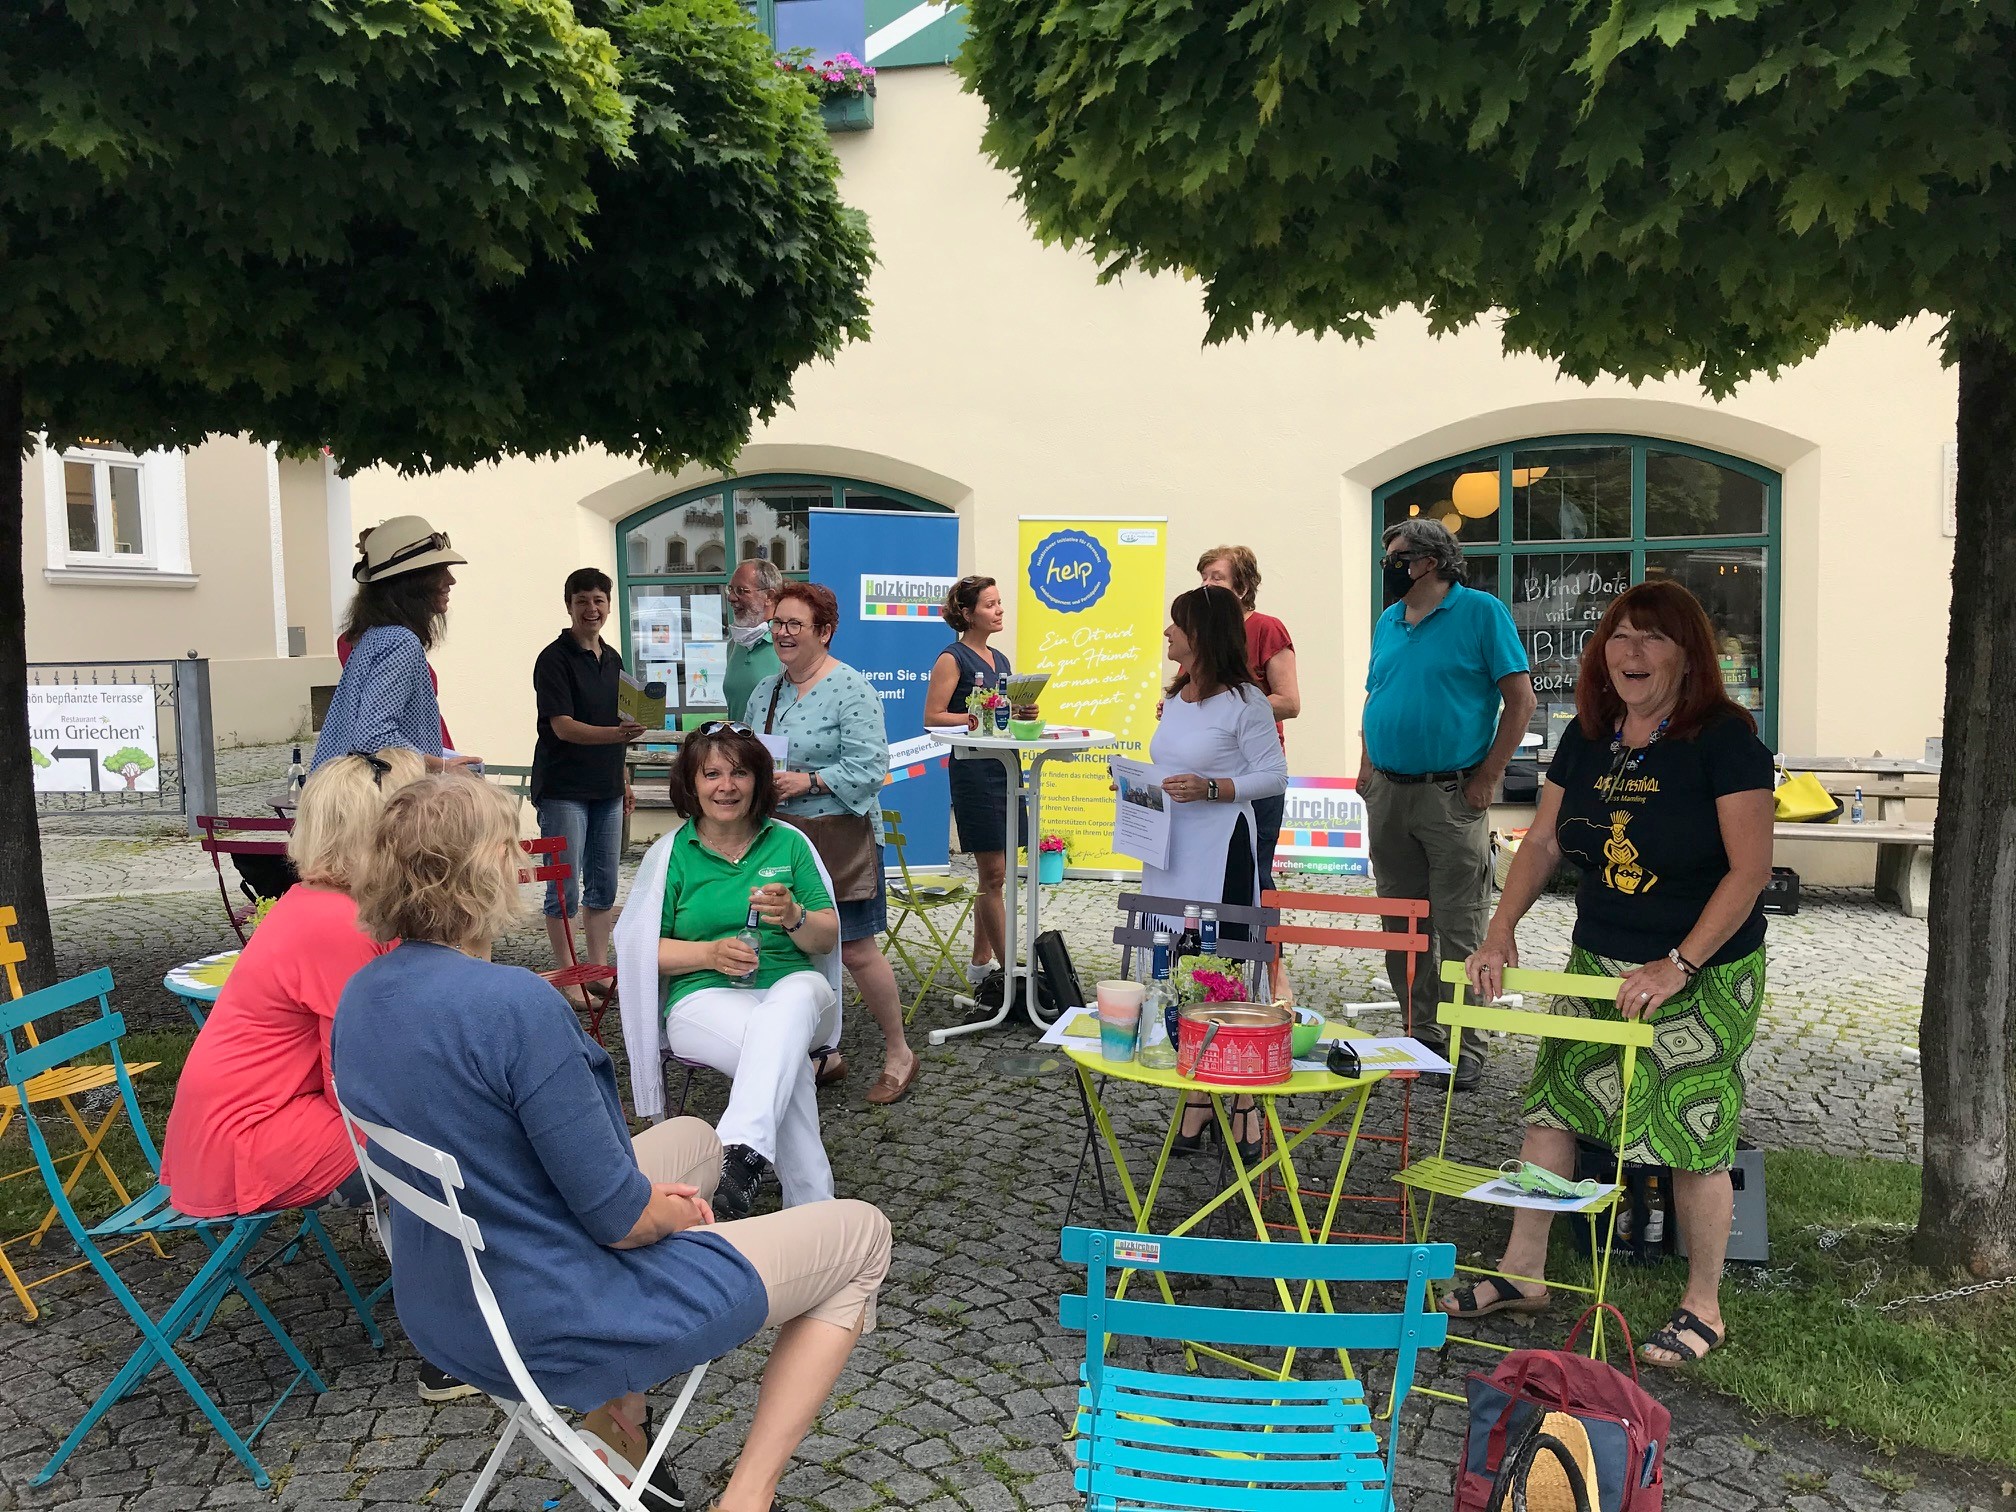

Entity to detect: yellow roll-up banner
[1015,517,1168,873]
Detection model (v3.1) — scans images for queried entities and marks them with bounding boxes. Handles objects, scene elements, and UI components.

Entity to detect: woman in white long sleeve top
[1140,585,1290,1158]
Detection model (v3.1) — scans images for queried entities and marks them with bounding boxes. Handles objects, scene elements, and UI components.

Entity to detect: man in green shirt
[725,559,785,722]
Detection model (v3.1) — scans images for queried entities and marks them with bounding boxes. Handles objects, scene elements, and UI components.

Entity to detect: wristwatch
[1206,778,1220,801]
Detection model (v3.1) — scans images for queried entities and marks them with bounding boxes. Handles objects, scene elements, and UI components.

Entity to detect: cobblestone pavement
[4,792,1988,1512]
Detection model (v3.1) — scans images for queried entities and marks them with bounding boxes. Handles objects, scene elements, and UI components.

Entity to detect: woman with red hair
[1456,581,1774,1370]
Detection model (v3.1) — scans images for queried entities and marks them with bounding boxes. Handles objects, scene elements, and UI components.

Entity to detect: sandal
[1639,1306,1723,1368]
[1440,1278,1550,1318]
[812,1048,848,1086]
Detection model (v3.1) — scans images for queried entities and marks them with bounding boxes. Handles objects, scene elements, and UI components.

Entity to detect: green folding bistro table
[1064,1036,1387,1380]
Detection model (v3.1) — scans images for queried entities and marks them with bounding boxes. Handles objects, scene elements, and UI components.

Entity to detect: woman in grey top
[746,582,919,1106]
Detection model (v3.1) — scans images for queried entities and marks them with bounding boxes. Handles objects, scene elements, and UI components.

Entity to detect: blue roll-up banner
[808,508,958,871]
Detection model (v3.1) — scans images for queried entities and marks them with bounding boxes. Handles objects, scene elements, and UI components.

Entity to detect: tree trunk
[1915,333,2016,1275]
[1,372,60,994]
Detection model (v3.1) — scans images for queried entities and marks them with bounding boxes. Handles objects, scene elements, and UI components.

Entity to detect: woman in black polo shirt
[1458,582,1775,1370]
[531,568,644,1005]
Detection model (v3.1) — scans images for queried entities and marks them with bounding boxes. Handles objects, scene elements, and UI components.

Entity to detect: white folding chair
[336,1096,710,1512]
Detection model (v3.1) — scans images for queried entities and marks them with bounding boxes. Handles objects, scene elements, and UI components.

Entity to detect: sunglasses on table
[1325,1041,1362,1080]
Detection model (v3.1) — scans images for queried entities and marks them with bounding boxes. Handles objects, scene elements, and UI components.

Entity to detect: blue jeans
[536,797,622,919]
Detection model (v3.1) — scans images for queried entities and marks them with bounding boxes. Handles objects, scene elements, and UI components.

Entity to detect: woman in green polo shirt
[653,724,840,1221]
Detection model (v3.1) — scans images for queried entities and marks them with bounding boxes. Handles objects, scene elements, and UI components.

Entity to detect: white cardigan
[616,820,844,1122]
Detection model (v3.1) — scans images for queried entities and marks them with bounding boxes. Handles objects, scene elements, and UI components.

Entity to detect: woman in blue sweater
[333,774,890,1511]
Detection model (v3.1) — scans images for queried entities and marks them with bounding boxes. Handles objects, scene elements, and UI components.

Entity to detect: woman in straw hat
[312,515,482,774]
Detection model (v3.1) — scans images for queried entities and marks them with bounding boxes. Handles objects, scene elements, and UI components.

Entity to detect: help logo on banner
[1027,529,1110,613]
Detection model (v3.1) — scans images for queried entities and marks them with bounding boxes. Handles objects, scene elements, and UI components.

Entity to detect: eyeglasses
[348,751,393,787]
[1325,1041,1362,1080]
[767,618,811,636]
[694,721,755,738]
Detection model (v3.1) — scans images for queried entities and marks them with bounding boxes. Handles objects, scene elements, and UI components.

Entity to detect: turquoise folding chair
[1059,1227,1455,1512]
[3,969,380,1489]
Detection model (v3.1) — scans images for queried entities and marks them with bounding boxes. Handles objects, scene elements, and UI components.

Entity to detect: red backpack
[1456,1308,1671,1512]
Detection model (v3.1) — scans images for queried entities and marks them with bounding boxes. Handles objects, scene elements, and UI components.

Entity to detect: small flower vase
[990,704,1010,733]
[1038,849,1065,885]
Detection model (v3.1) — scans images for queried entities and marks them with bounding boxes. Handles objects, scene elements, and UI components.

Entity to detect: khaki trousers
[1361,770,1494,1043]
[632,1118,890,1336]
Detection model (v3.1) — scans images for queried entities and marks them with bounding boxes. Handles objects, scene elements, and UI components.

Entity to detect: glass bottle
[287,744,305,795]
[1137,930,1178,1068]
[1199,907,1219,954]
[1175,904,1203,969]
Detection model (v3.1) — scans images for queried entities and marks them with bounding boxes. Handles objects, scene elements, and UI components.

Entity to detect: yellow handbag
[1773,766,1843,823]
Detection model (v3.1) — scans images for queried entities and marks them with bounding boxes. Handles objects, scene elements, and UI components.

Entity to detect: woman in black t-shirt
[1451,583,1775,1370]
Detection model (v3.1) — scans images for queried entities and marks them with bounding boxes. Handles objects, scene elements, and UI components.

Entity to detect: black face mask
[1382,560,1419,602]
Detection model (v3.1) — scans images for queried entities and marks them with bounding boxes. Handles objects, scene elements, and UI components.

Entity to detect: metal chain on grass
[1808,1223,2016,1312]
[1867,1274,2016,1313]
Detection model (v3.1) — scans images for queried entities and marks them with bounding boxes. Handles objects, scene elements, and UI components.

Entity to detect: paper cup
[1096,980,1146,1019]
[1099,1015,1138,1063]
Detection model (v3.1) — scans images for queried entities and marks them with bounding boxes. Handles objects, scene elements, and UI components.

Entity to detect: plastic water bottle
[1200,908,1219,953]
[287,745,305,795]
[1851,787,1865,824]
[733,902,762,983]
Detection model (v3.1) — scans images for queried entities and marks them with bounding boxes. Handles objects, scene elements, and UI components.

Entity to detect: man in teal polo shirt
[1359,519,1536,1089]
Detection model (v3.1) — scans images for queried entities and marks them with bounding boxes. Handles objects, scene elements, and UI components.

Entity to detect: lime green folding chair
[1394,960,1654,1389]
[880,807,976,1022]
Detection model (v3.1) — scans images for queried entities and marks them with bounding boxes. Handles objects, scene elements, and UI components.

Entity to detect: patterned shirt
[744,661,889,840]
[310,625,444,772]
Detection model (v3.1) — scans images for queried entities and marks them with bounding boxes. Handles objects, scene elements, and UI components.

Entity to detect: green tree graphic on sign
[103,747,154,790]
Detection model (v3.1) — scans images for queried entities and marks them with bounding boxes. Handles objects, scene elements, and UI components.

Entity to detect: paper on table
[688,594,724,643]
[1462,1176,1613,1213]
[1110,756,1171,868]
[1038,1009,1102,1047]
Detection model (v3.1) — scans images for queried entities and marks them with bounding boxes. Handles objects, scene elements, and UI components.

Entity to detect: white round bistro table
[926,726,1112,1045]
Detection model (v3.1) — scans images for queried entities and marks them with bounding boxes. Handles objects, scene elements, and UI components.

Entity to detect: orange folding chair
[0,906,164,1319]
[1260,889,1431,1242]
[519,838,618,1041]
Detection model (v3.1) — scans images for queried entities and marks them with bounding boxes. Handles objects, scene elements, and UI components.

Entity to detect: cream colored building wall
[21,435,333,746]
[348,66,1959,875]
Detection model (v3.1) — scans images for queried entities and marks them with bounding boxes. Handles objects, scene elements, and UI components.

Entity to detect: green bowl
[1290,1017,1323,1060]
[1008,718,1045,742]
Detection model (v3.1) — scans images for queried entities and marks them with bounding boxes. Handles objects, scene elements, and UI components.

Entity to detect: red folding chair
[196,816,295,945]
[1260,889,1431,1242]
[518,838,618,1040]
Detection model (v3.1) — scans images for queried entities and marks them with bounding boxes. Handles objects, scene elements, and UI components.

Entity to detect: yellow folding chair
[0,906,164,1320]
[879,808,976,1022]
[1393,960,1653,1389]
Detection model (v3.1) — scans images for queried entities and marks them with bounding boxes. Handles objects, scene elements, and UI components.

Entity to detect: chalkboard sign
[1511,551,1630,723]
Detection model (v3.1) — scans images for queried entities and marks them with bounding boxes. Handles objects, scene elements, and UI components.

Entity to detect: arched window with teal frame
[1372,436,1781,753]
[616,474,950,724]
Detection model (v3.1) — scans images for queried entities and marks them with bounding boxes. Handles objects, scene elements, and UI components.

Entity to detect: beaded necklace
[1601,716,1669,801]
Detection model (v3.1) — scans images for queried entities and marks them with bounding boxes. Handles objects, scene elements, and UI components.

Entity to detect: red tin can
[1175,1003,1293,1085]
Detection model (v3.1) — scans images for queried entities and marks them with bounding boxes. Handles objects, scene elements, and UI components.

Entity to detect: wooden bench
[1772,819,1934,918]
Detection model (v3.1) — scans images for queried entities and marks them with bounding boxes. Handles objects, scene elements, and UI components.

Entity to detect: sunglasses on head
[695,721,755,738]
[348,751,394,786]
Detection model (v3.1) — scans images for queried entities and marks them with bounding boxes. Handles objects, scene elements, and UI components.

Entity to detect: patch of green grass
[1545,1150,2015,1466]
[1784,1470,1828,1493]
[1862,1466,1918,1494]
[1,1028,196,1235]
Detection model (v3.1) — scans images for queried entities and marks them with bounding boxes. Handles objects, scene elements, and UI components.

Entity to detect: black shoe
[1171,1100,1215,1157]
[1454,1040,1485,1092]
[417,1360,481,1402]
[1230,1105,1263,1164]
[714,1143,772,1221]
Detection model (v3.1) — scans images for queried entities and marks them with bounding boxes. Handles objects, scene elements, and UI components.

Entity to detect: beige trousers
[1361,768,1494,1039]
[631,1118,889,1335]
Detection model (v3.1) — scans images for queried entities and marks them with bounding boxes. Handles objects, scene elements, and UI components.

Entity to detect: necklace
[698,824,757,863]
[1602,716,1669,800]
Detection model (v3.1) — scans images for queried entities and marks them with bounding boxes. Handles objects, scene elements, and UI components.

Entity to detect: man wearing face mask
[1359,518,1535,1090]
[725,558,786,724]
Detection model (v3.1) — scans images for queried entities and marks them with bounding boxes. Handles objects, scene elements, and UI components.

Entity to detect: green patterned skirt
[1522,943,1765,1174]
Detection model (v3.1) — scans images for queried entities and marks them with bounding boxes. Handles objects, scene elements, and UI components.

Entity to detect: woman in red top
[161,748,427,1217]
[1198,546,1300,999]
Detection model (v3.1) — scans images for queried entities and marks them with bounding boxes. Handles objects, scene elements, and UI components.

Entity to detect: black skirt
[949,755,1027,855]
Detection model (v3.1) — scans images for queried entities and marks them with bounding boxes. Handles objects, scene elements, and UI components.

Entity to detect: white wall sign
[28,684,161,793]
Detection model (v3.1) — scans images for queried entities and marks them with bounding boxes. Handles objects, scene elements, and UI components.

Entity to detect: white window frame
[40,441,194,586]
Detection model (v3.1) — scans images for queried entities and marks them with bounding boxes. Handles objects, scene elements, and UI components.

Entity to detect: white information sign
[29,684,161,794]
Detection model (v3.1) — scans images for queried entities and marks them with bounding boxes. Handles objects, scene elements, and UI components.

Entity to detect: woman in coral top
[162,748,426,1217]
